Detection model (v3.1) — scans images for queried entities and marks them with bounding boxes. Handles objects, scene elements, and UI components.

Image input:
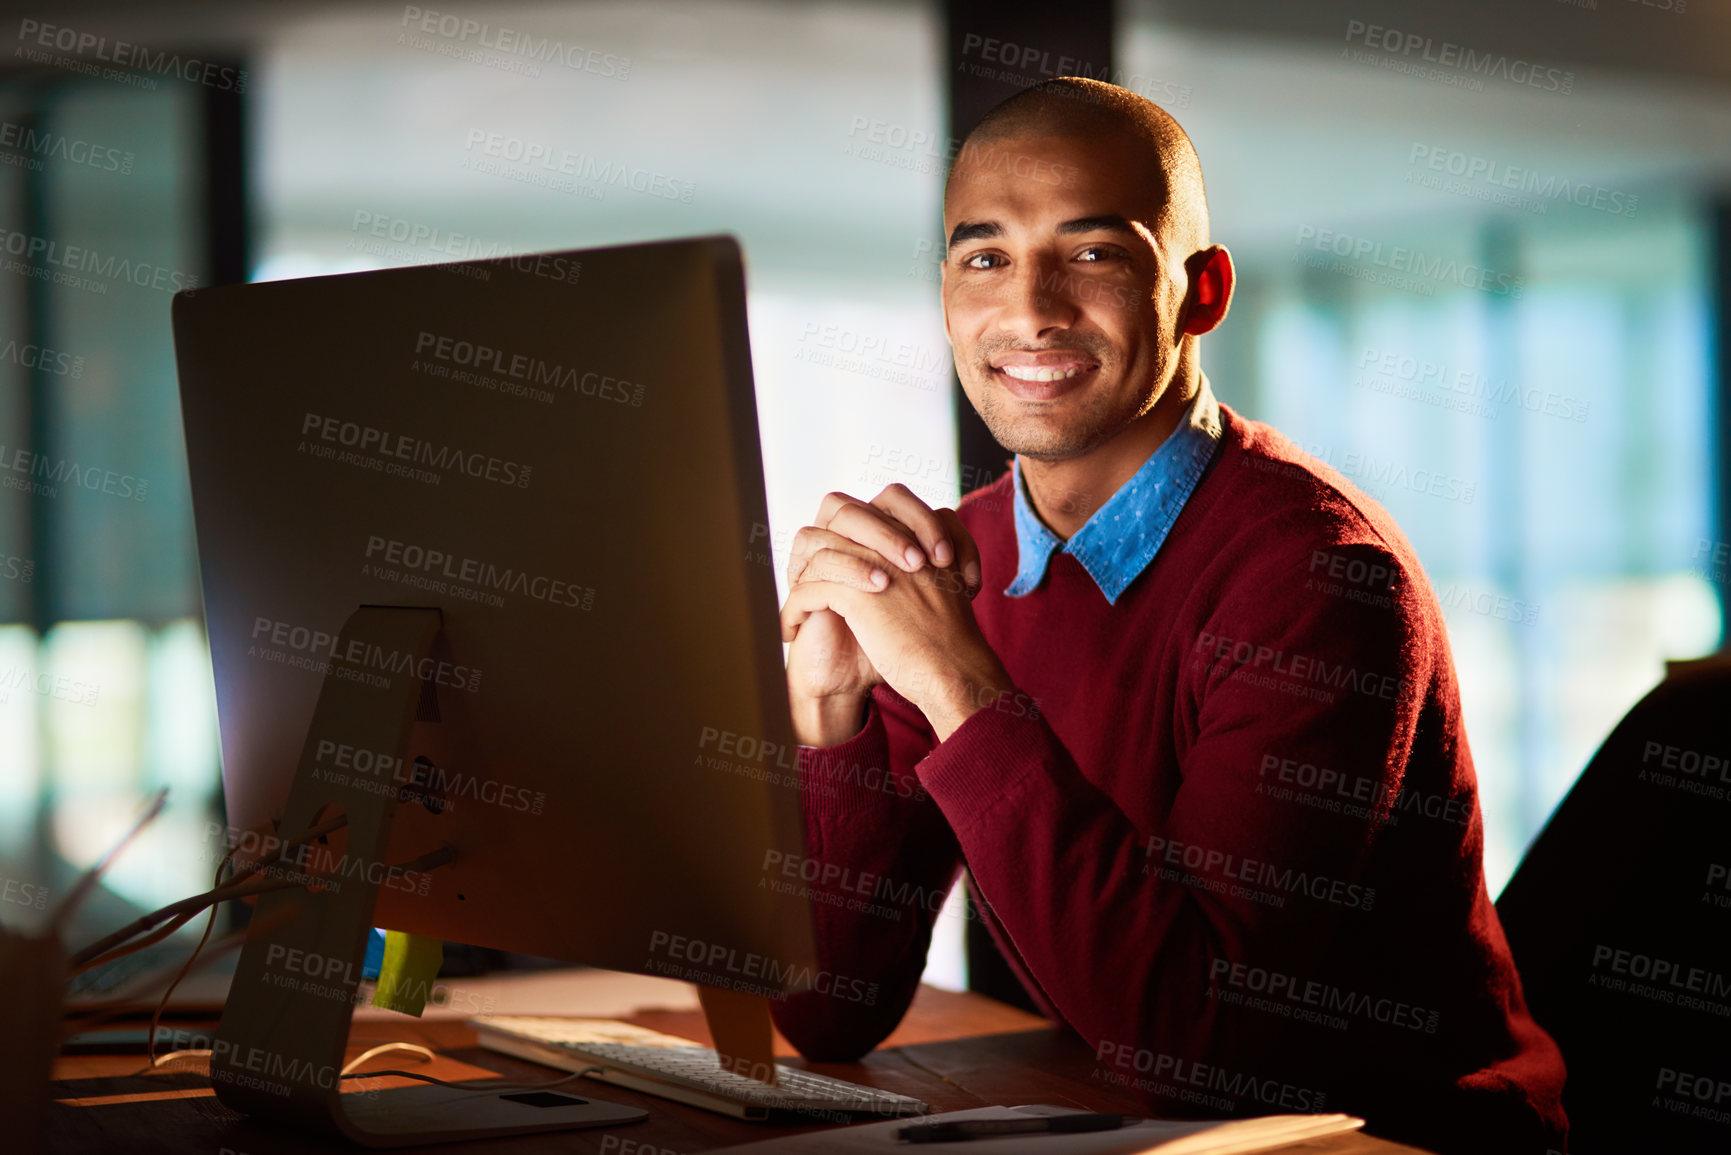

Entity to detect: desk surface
[51,974,1435,1154]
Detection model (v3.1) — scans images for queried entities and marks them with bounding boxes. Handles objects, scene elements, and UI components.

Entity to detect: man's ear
[1181,246,1234,337]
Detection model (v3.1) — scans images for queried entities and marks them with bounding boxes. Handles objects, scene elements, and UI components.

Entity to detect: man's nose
[995,256,1077,340]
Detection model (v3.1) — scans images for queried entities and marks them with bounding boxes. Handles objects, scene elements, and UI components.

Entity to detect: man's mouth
[989,352,1100,396]
[1000,364,1087,382]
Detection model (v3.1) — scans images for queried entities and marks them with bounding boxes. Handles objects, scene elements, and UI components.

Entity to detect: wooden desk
[49,980,1434,1154]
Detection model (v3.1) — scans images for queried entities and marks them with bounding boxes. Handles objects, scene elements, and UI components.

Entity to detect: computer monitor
[172,236,817,1142]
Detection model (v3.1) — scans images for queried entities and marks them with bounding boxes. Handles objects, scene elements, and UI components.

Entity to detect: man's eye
[1077,246,1118,262]
[961,252,1003,269]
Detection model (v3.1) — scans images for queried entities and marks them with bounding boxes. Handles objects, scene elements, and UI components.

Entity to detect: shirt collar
[1006,376,1222,605]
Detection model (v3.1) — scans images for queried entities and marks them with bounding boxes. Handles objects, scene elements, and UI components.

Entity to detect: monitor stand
[210,605,647,1145]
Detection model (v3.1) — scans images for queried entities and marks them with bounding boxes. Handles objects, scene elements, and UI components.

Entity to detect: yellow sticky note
[370,931,443,1016]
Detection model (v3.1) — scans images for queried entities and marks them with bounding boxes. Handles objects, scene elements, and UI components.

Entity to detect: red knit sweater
[773,405,1567,1155]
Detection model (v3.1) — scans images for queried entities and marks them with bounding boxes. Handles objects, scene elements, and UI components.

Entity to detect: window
[1120,13,1723,890]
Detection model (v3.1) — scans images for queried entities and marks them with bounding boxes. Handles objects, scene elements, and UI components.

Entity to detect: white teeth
[1000,365,1082,382]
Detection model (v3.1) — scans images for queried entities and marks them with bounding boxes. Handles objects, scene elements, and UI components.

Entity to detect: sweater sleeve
[913,541,1427,1091]
[769,683,964,1060]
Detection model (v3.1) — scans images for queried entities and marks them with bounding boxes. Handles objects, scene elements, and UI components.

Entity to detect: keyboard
[469,1015,930,1121]
[64,939,236,1010]
[66,946,172,1000]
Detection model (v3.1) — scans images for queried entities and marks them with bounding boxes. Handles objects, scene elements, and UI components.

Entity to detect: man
[771,77,1566,1155]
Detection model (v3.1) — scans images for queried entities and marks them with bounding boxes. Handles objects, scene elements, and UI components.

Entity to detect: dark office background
[0,0,1725,998]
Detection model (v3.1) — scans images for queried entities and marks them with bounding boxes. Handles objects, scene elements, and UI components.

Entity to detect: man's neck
[1020,368,1199,541]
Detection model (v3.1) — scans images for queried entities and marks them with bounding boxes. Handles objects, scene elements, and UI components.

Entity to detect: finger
[817,491,928,572]
[780,579,862,642]
[933,508,982,595]
[871,484,955,569]
[803,546,889,594]
[814,490,872,527]
[788,526,895,588]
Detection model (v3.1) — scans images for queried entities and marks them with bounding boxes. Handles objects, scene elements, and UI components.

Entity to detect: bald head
[948,77,1210,254]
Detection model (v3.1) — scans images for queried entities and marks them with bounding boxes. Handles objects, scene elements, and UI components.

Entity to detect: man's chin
[984,423,1105,464]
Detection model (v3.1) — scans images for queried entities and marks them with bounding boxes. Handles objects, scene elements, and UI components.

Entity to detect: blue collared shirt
[1006,376,1223,605]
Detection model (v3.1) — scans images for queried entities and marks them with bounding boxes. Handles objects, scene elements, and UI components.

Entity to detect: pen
[894,1113,1137,1144]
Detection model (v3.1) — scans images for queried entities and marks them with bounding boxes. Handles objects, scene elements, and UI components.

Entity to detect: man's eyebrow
[947,221,1001,250]
[1056,214,1137,236]
[945,214,1142,252]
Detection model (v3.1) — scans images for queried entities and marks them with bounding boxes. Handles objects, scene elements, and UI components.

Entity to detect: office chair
[1497,661,1731,1155]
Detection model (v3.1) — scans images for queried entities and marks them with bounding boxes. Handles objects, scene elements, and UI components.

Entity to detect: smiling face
[941,130,1200,464]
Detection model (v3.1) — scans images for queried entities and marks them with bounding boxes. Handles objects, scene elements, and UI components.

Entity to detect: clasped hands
[781,484,1013,747]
